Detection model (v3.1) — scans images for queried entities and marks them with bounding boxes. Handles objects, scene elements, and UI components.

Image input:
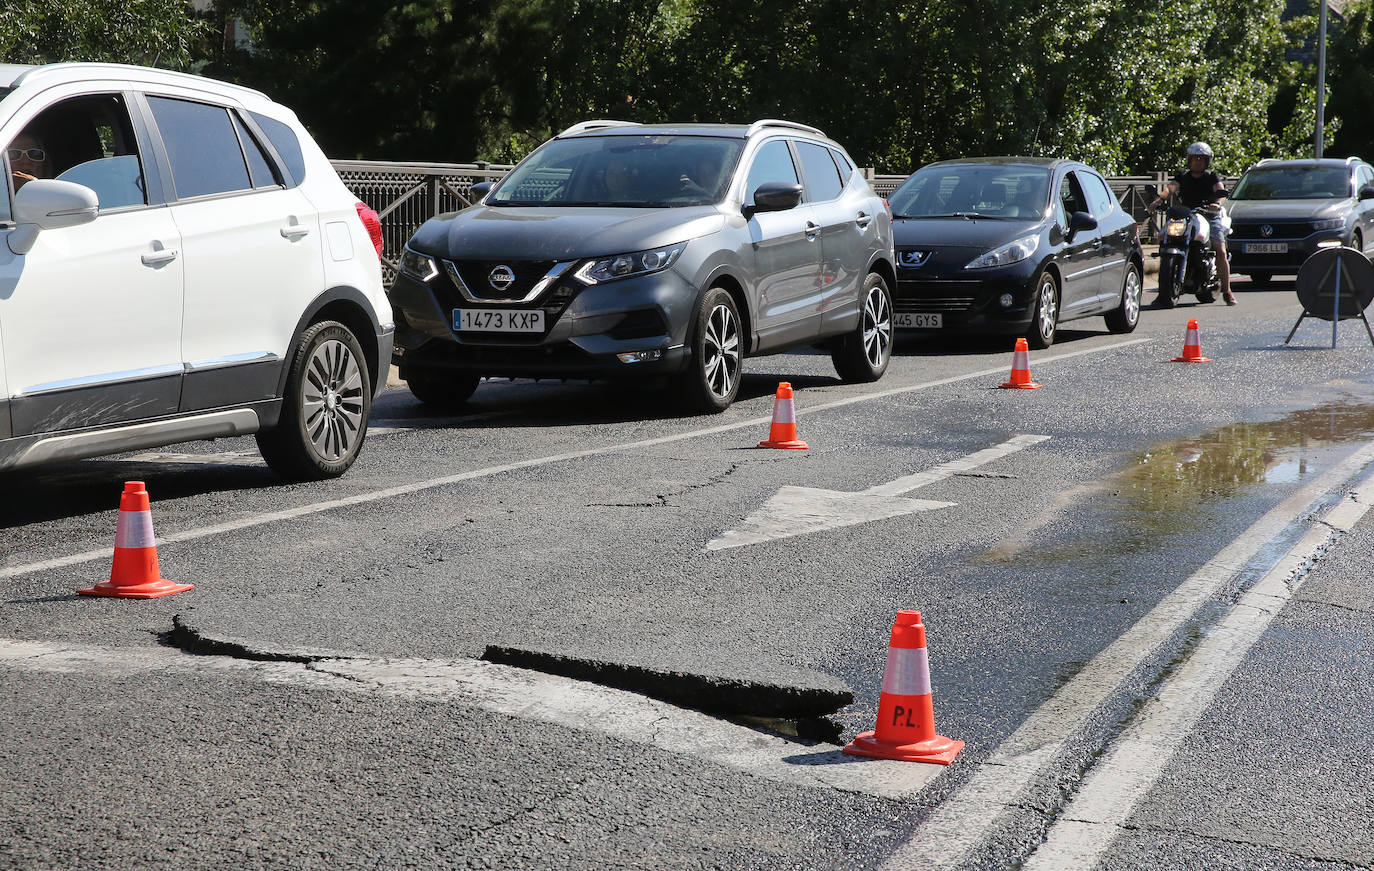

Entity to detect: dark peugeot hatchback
[890,157,1144,347]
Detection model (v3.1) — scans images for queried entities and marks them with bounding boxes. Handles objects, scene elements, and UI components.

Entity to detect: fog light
[617,349,663,364]
[999,293,1014,308]
[1317,239,1342,249]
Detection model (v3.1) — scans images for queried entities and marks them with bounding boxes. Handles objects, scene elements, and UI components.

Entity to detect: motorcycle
[1154,203,1226,307]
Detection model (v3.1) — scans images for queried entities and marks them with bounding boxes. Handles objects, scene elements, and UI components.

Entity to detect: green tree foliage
[0,0,206,68]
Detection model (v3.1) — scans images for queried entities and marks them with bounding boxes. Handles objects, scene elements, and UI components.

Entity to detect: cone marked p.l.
[78,481,193,599]
[999,337,1042,389]
[758,382,808,449]
[1172,318,1212,363]
[844,610,964,764]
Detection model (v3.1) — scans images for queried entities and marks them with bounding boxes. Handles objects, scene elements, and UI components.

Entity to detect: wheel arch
[702,268,753,356]
[275,286,385,400]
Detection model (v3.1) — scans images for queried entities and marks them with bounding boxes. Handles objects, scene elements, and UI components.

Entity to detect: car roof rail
[558,120,641,137]
[10,61,269,100]
[746,119,826,138]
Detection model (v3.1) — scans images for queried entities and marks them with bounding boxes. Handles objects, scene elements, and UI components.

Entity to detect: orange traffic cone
[844,610,964,764]
[999,337,1042,389]
[758,382,808,449]
[78,481,193,599]
[1172,318,1212,363]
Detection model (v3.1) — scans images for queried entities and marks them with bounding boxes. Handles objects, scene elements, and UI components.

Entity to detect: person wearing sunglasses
[8,131,50,191]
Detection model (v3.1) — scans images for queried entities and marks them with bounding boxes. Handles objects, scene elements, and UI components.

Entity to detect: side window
[1058,172,1090,224]
[5,93,149,216]
[1356,165,1371,193]
[232,112,279,189]
[828,147,855,180]
[250,112,306,186]
[1080,172,1116,219]
[796,141,844,202]
[148,96,251,199]
[743,139,799,207]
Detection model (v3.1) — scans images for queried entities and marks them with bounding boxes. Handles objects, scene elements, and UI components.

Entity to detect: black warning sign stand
[1285,246,1374,348]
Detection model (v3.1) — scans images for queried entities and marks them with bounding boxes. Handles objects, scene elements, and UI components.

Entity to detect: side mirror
[1066,210,1097,242]
[469,181,494,202]
[8,179,99,255]
[745,182,803,217]
[1359,185,1374,201]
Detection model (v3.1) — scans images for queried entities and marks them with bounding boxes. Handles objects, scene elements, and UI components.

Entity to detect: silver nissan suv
[388,119,895,412]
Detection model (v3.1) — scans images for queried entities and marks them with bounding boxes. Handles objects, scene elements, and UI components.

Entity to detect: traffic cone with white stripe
[757,382,808,449]
[999,338,1042,389]
[78,481,193,599]
[1172,318,1212,363]
[844,610,964,764]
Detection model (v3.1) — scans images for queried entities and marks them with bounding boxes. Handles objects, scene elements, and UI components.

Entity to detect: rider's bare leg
[1214,237,1235,304]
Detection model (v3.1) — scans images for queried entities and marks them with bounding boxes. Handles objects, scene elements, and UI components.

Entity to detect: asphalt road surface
[3,274,1374,870]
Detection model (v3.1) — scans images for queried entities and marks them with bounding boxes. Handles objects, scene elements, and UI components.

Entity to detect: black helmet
[1186,142,1213,168]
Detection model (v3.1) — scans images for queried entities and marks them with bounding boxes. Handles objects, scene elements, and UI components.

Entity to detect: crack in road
[587,463,741,509]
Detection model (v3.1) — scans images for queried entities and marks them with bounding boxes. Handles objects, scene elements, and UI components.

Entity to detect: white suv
[0,63,393,479]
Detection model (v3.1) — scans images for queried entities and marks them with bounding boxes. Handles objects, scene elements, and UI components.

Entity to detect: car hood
[409,205,725,261]
[1227,199,1351,221]
[892,216,1044,251]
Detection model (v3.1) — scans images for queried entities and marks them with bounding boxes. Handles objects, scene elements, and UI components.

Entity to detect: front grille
[446,259,558,301]
[429,266,583,340]
[895,279,984,312]
[896,297,976,313]
[1229,222,1317,240]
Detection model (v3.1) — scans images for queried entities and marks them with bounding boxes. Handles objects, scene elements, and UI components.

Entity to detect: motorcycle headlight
[574,244,685,285]
[1312,218,1345,231]
[399,245,439,282]
[1165,218,1188,236]
[965,234,1040,270]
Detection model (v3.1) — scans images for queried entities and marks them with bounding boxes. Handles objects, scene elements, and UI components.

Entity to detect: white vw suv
[0,63,393,479]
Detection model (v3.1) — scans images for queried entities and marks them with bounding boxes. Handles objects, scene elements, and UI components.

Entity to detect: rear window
[250,112,306,186]
[148,96,253,199]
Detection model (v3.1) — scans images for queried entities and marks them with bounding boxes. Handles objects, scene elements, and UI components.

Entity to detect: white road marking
[880,438,1374,871]
[707,435,1051,550]
[0,338,1149,580]
[0,638,946,799]
[1018,465,1374,869]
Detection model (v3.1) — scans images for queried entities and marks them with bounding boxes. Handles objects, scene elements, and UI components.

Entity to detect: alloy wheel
[302,338,365,461]
[702,302,741,401]
[862,283,893,368]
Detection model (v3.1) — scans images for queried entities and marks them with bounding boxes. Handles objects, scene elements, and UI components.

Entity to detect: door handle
[805,222,821,239]
[856,212,873,228]
[140,249,179,266]
[280,224,311,240]
[1092,238,1103,249]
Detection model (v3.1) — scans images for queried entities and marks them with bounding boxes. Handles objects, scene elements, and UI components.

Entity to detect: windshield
[890,165,1051,219]
[488,134,745,207]
[1232,166,1352,200]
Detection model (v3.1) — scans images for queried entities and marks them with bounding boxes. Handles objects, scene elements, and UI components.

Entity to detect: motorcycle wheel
[1156,258,1179,309]
[1196,290,1216,304]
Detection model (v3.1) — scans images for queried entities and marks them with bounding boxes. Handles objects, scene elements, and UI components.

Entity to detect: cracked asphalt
[3,277,1374,869]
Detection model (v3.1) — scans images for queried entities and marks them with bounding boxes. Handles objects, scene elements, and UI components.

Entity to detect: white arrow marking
[706,434,1051,551]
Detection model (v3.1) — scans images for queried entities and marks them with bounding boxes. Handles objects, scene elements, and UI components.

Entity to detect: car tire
[406,371,481,410]
[674,286,742,413]
[257,320,371,481]
[1105,263,1142,334]
[1026,270,1059,349]
[1351,231,1364,255]
[832,272,894,382]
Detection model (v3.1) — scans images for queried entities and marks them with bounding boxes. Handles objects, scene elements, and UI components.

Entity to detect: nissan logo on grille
[1261,225,1274,237]
[488,265,516,291]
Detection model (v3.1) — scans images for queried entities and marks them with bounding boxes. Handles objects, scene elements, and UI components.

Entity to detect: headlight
[574,244,685,285]
[1312,218,1345,231]
[965,234,1039,270]
[1165,218,1188,236]
[399,245,439,282]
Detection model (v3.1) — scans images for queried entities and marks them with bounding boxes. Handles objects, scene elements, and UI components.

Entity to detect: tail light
[355,201,383,257]
[883,197,892,218]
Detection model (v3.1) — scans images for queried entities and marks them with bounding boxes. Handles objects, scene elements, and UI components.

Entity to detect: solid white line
[881,438,1374,871]
[1018,467,1374,869]
[0,638,945,800]
[0,337,1150,580]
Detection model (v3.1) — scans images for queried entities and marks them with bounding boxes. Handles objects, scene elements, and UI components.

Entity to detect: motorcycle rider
[1150,142,1237,306]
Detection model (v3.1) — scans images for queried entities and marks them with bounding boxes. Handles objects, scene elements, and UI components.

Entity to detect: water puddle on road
[979,399,1374,564]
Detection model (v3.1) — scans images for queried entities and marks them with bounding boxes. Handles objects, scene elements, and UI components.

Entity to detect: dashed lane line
[0,337,1150,581]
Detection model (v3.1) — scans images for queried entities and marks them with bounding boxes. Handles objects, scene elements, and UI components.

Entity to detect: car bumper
[387,267,696,379]
[1226,231,1349,276]
[893,259,1039,333]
